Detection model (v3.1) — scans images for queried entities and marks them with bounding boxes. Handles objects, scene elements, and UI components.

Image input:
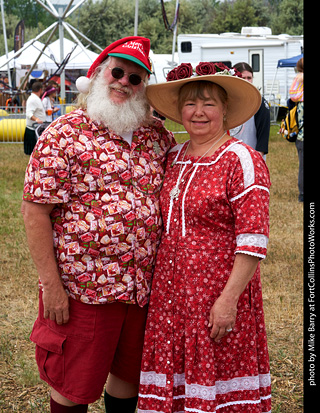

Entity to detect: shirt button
[169,260,173,263]
[167,340,171,344]
[168,300,172,304]
[167,360,170,364]
[168,320,171,324]
[168,280,171,284]
[167,380,171,384]
[173,218,177,222]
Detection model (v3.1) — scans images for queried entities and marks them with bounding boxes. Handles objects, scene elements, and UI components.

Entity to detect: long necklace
[169,132,227,200]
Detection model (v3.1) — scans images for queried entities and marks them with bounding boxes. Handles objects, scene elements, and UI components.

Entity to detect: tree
[3,0,54,28]
[0,11,47,56]
[73,0,135,49]
[0,0,304,57]
[271,0,303,35]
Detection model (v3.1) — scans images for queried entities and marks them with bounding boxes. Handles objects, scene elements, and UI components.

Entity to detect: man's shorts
[30,291,148,404]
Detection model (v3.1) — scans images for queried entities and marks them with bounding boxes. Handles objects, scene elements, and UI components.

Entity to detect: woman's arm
[208,253,259,342]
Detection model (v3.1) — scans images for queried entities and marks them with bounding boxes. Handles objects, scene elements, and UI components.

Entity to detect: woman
[138,63,271,413]
[42,85,60,122]
[289,57,304,202]
[229,62,270,160]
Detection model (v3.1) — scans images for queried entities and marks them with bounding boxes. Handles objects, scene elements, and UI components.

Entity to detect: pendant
[170,186,180,199]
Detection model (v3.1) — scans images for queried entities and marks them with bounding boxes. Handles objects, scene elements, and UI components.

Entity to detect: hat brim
[146,75,262,130]
[109,53,152,74]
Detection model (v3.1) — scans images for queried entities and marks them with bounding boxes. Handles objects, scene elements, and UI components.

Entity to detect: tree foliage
[1,0,304,56]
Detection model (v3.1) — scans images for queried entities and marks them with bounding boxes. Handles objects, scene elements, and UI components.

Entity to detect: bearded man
[21,36,175,413]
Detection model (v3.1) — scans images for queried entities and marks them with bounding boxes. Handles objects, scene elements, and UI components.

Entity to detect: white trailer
[177,27,303,108]
[149,51,179,85]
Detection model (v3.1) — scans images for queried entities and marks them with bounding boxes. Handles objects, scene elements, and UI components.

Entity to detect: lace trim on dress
[140,371,271,392]
[226,143,255,189]
[236,233,269,249]
[230,185,269,203]
[182,166,199,236]
[166,163,190,234]
[235,250,267,259]
[185,401,271,413]
[138,403,271,413]
[140,371,167,387]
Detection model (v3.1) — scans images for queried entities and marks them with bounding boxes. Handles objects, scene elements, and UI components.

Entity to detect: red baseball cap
[87,36,152,78]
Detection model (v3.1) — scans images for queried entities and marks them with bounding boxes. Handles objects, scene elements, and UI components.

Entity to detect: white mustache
[109,84,132,97]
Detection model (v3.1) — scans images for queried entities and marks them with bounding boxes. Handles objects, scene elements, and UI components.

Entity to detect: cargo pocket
[30,319,66,386]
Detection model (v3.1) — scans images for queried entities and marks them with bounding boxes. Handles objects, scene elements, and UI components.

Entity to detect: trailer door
[249,49,264,94]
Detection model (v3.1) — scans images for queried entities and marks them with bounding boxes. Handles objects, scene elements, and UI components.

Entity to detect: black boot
[104,390,138,413]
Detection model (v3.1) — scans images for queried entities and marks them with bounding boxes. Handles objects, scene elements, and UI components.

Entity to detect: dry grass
[0,126,303,412]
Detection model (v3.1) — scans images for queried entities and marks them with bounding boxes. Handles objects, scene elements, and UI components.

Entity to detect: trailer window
[181,41,192,53]
[251,54,260,72]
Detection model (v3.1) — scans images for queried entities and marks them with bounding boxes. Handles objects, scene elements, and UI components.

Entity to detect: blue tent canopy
[277,54,303,68]
[30,70,43,78]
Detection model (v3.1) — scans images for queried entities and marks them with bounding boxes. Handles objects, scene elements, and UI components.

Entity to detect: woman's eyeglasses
[108,67,144,86]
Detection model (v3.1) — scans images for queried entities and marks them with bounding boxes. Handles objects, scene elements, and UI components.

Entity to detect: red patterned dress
[138,138,272,413]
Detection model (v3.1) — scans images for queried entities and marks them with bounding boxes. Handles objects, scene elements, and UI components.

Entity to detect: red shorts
[30,291,148,404]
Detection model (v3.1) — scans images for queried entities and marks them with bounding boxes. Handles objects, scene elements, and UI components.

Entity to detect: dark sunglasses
[108,66,143,86]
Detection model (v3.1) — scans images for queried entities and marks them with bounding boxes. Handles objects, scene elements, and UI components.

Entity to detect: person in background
[289,57,304,202]
[24,81,46,155]
[3,76,9,89]
[42,86,60,122]
[21,36,175,413]
[138,62,271,413]
[229,62,270,160]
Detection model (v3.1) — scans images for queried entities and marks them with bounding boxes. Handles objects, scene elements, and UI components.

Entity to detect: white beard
[86,69,150,135]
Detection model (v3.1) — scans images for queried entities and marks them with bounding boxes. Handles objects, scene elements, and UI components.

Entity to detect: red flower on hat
[214,62,230,72]
[165,61,243,83]
[166,68,178,82]
[195,62,216,76]
[166,63,193,81]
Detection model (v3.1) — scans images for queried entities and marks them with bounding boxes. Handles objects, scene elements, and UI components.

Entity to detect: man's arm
[21,200,69,325]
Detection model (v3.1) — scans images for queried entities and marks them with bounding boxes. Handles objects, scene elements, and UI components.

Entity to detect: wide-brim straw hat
[146,73,262,130]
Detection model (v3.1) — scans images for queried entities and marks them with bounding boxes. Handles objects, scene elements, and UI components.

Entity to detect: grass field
[0,126,303,412]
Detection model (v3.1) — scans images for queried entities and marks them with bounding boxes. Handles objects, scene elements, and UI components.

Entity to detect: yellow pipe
[0,118,26,142]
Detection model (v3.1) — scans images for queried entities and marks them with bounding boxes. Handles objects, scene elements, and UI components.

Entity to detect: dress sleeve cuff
[235,233,269,259]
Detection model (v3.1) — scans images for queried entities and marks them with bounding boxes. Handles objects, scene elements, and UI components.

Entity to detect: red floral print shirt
[23,109,175,306]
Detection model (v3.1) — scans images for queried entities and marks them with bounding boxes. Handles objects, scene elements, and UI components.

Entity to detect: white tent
[0,38,99,87]
[0,40,55,71]
[47,38,99,70]
[0,38,99,72]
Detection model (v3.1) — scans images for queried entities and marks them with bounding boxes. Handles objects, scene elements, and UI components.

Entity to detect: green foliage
[0,11,48,56]
[1,0,304,56]
[270,0,304,35]
[3,0,55,28]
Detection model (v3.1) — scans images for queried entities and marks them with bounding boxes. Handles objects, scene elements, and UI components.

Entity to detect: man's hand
[43,285,70,325]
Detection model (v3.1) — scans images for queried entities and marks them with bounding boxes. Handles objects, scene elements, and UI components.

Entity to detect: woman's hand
[208,295,237,342]
[207,253,260,343]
